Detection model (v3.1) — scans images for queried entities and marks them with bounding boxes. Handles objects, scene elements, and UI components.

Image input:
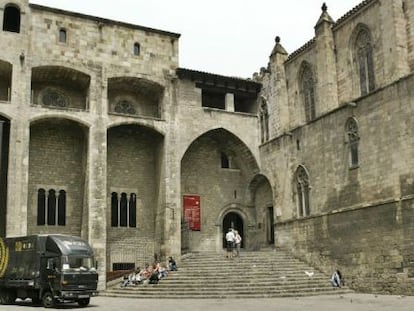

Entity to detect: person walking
[225,228,235,259]
[234,230,242,257]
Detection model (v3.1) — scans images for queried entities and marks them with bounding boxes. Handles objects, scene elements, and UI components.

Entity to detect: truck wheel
[42,291,55,308]
[78,298,90,307]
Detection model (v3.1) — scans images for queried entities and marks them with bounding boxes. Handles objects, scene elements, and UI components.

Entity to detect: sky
[29,0,363,79]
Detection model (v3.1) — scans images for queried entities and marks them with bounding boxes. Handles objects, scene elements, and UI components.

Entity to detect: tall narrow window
[355,27,375,95]
[37,188,66,226]
[260,96,269,143]
[300,64,316,122]
[120,192,128,227]
[346,117,360,168]
[111,191,137,228]
[59,28,67,43]
[111,192,119,227]
[129,193,137,228]
[296,166,310,217]
[57,190,66,225]
[3,5,20,33]
[133,42,140,55]
[37,189,46,225]
[47,189,56,225]
[221,152,230,168]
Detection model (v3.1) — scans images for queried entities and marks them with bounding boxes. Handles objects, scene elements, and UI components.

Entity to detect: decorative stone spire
[270,36,288,57]
[315,2,334,28]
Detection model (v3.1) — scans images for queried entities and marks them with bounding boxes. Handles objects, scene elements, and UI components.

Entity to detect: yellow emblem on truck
[0,238,9,277]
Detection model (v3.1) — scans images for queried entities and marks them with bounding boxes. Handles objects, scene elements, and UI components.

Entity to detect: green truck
[0,234,98,308]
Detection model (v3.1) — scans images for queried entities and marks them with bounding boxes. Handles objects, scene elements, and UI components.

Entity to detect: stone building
[0,0,413,295]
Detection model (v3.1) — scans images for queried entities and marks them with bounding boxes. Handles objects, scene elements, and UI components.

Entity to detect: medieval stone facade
[0,0,413,294]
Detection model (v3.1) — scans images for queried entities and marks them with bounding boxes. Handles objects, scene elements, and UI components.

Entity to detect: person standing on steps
[225,228,235,259]
[234,230,242,257]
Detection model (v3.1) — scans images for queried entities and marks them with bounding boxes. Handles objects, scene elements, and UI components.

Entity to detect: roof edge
[29,3,181,39]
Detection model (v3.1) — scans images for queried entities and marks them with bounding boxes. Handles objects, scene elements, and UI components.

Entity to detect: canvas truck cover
[0,235,94,281]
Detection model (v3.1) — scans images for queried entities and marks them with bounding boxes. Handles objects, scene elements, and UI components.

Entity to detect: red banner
[183,195,200,231]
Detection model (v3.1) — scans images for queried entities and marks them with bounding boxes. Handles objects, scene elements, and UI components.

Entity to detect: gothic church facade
[0,0,413,294]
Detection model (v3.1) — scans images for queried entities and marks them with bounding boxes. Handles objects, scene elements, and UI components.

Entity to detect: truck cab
[0,234,98,308]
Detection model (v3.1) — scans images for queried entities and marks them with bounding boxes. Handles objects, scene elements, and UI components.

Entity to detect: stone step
[103,249,352,299]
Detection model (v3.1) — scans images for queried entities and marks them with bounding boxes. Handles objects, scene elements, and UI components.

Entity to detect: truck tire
[42,291,55,308]
[78,297,90,307]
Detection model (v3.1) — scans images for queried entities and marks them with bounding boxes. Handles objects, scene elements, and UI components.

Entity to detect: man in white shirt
[225,228,235,259]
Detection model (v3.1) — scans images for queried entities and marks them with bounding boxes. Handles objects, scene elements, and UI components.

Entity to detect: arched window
[133,42,140,55]
[57,190,66,225]
[59,28,67,43]
[37,188,67,226]
[300,63,316,122]
[111,192,119,227]
[120,192,128,227]
[111,191,137,228]
[354,27,375,95]
[346,117,360,168]
[3,5,20,33]
[47,189,56,225]
[129,193,137,228]
[259,96,269,143]
[37,189,46,225]
[221,152,230,168]
[296,166,310,217]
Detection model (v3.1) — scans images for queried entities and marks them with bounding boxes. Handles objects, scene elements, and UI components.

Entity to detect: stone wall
[265,72,414,294]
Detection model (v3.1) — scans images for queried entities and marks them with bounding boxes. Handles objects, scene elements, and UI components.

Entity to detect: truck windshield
[62,256,95,271]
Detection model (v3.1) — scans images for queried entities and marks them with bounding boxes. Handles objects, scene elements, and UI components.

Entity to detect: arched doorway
[222,212,244,248]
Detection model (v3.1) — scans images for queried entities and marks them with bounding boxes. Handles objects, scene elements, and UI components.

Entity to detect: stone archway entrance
[222,212,244,248]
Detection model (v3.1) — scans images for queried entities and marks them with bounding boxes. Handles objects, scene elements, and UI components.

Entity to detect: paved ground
[1,294,413,310]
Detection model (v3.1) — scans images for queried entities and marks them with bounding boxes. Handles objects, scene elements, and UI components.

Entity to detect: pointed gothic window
[300,64,316,122]
[355,28,375,95]
[296,166,310,217]
[260,96,269,143]
[346,117,360,168]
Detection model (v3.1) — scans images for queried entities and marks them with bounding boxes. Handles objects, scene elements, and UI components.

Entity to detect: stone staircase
[102,249,352,299]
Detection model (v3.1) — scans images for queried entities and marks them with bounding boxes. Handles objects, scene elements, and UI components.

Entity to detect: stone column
[314,4,338,113]
[268,36,289,135]
[85,69,107,289]
[161,78,182,260]
[7,50,30,237]
[225,93,235,112]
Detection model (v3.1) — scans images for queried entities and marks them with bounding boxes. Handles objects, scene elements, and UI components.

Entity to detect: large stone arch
[248,174,274,248]
[28,117,89,236]
[106,123,165,271]
[107,77,164,119]
[31,66,91,110]
[180,128,259,253]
